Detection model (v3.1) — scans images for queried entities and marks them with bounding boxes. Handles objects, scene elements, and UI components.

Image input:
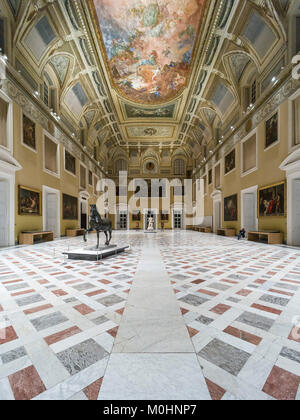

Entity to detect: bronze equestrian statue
[84,205,112,248]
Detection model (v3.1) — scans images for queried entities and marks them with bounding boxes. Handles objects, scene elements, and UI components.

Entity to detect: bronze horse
[84,205,112,248]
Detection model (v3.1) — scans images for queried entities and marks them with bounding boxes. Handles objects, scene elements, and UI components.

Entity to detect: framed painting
[65,150,76,175]
[23,114,36,151]
[18,186,41,216]
[265,112,278,149]
[225,149,236,174]
[224,194,238,222]
[161,212,169,221]
[62,194,78,220]
[258,182,285,217]
[132,211,141,222]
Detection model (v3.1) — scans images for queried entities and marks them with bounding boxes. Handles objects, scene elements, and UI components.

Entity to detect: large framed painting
[62,194,78,220]
[225,149,236,174]
[23,114,36,150]
[258,182,285,217]
[18,186,41,216]
[265,112,278,149]
[224,194,238,222]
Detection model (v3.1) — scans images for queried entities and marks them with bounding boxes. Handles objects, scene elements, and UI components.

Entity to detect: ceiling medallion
[144,128,157,136]
[90,0,207,104]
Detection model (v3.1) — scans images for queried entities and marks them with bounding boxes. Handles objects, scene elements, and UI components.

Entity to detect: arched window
[173,159,185,176]
[115,159,127,174]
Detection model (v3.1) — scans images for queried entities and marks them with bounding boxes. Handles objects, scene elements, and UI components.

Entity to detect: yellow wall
[13,104,98,242]
[203,100,289,241]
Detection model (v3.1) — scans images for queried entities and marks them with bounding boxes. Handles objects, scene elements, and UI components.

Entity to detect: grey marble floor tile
[31,311,69,332]
[236,311,275,331]
[1,346,27,364]
[97,294,125,307]
[179,294,209,307]
[16,294,45,307]
[280,347,300,364]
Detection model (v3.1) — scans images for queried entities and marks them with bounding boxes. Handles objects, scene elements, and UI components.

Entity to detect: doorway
[173,210,183,229]
[0,180,9,247]
[242,186,258,234]
[43,186,60,238]
[145,210,157,231]
[118,211,128,230]
[213,200,221,232]
[80,199,88,230]
[291,179,300,246]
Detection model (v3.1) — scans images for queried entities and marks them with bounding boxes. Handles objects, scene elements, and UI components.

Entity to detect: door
[214,201,221,232]
[119,211,127,230]
[174,210,182,229]
[243,193,256,233]
[292,179,300,246]
[80,200,87,229]
[0,181,8,247]
[46,193,58,237]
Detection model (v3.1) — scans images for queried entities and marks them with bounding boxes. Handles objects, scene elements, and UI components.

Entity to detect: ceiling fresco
[91,0,206,104]
[124,103,176,119]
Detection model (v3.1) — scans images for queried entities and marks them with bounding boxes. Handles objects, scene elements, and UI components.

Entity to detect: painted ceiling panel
[90,0,206,104]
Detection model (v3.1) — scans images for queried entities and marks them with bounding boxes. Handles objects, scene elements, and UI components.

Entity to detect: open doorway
[0,179,9,247]
[241,186,258,234]
[43,186,60,238]
[173,209,183,229]
[80,199,88,230]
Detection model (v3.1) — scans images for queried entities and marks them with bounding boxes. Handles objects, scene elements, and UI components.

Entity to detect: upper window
[215,164,221,188]
[80,165,87,189]
[173,159,185,176]
[0,96,9,149]
[115,159,127,174]
[44,134,59,176]
[0,18,5,54]
[64,150,76,175]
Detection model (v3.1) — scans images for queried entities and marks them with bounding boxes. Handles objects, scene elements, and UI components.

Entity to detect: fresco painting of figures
[92,0,206,103]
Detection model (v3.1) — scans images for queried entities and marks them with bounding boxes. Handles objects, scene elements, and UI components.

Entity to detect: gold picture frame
[258,181,286,218]
[18,186,42,216]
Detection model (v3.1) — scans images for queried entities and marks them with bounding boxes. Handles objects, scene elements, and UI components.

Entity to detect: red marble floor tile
[210,304,231,315]
[2,279,23,285]
[65,280,81,285]
[174,289,180,294]
[44,326,82,345]
[107,327,119,338]
[288,327,300,343]
[99,279,111,285]
[282,279,300,285]
[187,326,199,338]
[251,303,282,315]
[24,304,53,315]
[51,272,66,276]
[213,272,224,276]
[0,304,3,312]
[181,308,189,315]
[255,279,267,285]
[224,326,262,345]
[263,366,300,400]
[9,365,46,400]
[11,289,35,297]
[38,280,49,285]
[83,378,103,400]
[222,279,238,285]
[80,272,89,276]
[205,378,226,400]
[74,304,95,315]
[116,308,125,315]
[86,289,106,297]
[0,326,18,345]
[237,289,252,297]
[52,289,68,297]
[124,289,130,294]
[269,289,294,297]
[192,279,205,285]
[197,289,218,297]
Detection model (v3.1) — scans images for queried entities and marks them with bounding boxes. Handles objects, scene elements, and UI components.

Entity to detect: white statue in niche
[147,216,154,231]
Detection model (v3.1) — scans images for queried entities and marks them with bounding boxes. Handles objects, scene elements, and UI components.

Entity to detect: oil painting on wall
[19,186,41,216]
[91,0,206,103]
[259,182,285,217]
[265,112,278,148]
[23,115,36,150]
[225,149,236,174]
[63,194,78,220]
[224,194,238,222]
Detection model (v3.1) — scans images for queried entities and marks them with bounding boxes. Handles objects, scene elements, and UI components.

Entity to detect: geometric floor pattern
[0,231,300,400]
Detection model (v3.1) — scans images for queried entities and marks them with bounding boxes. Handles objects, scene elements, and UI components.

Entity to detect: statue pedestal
[63,244,130,261]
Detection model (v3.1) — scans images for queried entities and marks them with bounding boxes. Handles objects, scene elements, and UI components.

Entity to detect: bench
[19,231,54,245]
[247,231,283,245]
[195,226,212,233]
[66,229,85,237]
[217,228,236,237]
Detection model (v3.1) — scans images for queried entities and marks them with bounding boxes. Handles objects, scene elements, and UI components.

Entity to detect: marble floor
[0,230,299,400]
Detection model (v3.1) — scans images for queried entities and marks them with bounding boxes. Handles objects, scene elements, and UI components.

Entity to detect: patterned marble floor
[0,231,299,400]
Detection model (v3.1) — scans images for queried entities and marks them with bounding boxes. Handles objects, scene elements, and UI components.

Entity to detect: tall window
[174,159,185,176]
[116,159,127,174]
[80,165,87,189]
[293,95,300,146]
[44,135,59,175]
[0,96,9,148]
[251,80,257,105]
[215,164,221,188]
[0,18,5,54]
